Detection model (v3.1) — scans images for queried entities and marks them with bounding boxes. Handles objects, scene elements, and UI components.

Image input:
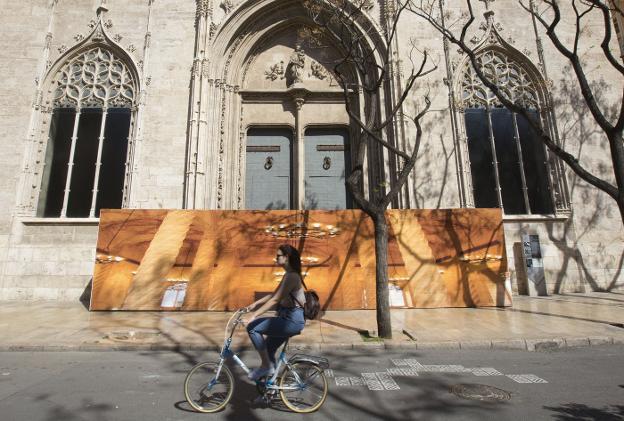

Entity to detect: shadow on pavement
[544,403,624,421]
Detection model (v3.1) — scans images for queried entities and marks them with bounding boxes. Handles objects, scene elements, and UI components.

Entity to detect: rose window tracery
[52,47,136,108]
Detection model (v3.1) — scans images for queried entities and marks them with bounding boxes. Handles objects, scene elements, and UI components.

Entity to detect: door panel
[304,128,351,209]
[245,128,293,210]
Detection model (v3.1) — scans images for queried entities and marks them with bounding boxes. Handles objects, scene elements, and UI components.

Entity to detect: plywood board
[90,209,511,310]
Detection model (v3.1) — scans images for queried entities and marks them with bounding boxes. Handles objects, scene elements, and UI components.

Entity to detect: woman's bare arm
[249,274,293,319]
[246,293,272,311]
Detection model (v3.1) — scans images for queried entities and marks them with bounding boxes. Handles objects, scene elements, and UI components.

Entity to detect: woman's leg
[265,319,305,365]
[248,316,305,365]
[246,317,273,369]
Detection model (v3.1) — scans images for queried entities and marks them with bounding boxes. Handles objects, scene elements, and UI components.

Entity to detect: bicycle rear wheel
[279,362,328,413]
[184,361,234,413]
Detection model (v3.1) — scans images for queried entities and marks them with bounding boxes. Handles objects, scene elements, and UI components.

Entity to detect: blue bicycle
[184,308,329,413]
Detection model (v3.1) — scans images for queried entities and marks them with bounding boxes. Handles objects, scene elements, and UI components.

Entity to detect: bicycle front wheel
[279,362,328,413]
[184,361,234,413]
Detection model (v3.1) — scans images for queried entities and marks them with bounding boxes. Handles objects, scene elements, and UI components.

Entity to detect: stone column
[291,92,306,209]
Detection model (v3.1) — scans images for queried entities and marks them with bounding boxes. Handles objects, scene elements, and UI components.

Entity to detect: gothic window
[38,47,136,218]
[461,49,553,215]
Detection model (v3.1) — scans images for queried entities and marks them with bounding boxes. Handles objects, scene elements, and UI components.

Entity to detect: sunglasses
[276,253,285,259]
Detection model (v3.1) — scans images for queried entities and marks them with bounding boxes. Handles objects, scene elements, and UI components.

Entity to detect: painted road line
[471,367,503,376]
[349,376,366,386]
[376,372,400,390]
[362,373,385,390]
[335,376,351,386]
[506,374,548,384]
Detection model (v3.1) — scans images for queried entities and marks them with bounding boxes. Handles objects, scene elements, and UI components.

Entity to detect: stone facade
[0,0,622,302]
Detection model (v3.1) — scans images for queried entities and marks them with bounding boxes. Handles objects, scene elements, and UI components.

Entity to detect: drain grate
[451,383,511,402]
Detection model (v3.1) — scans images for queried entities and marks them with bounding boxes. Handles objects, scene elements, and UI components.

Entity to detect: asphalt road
[1,345,623,421]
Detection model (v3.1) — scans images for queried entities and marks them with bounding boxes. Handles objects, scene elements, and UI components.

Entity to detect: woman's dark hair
[278,244,302,277]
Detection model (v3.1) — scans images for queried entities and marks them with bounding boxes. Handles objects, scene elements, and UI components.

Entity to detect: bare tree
[303,0,436,338]
[410,0,624,225]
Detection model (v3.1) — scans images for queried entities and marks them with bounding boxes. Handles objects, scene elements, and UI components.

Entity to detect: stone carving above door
[255,41,339,90]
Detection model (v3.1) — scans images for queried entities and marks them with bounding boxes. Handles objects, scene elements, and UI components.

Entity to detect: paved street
[1,345,623,420]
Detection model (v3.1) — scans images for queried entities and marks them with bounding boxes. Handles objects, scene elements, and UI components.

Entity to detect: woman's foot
[248,364,275,381]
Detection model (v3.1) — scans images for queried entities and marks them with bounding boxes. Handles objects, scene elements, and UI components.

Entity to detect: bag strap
[290,291,304,309]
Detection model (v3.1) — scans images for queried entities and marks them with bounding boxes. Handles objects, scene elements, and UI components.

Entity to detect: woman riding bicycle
[244,244,306,381]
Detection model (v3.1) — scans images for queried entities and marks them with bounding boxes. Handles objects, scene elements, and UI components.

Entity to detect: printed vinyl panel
[90,209,511,310]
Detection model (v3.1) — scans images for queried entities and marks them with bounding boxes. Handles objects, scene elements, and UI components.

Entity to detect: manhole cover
[451,384,511,402]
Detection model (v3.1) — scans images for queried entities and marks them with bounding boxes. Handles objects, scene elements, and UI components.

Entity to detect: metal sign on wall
[89,209,510,311]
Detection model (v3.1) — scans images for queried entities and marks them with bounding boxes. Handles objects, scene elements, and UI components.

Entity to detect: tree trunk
[372,211,392,339]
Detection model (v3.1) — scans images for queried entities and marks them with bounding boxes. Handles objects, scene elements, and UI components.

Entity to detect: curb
[0,336,620,352]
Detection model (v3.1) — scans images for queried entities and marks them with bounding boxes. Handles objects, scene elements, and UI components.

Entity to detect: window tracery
[461,49,539,110]
[52,47,135,109]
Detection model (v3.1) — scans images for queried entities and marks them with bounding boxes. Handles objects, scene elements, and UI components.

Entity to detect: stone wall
[0,0,622,301]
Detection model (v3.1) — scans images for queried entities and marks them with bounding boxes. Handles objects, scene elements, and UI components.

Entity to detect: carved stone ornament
[357,0,375,10]
[209,22,218,39]
[51,46,137,109]
[92,26,105,42]
[196,0,210,20]
[58,44,67,54]
[104,19,113,29]
[265,60,285,81]
[310,60,330,81]
[113,34,123,42]
[285,44,305,87]
[220,0,234,13]
[460,49,539,109]
[74,34,84,42]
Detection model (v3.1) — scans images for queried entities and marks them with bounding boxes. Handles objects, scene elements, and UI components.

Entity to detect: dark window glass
[491,108,526,214]
[39,107,132,218]
[96,109,131,216]
[40,109,75,217]
[465,108,498,208]
[67,109,102,217]
[517,111,553,214]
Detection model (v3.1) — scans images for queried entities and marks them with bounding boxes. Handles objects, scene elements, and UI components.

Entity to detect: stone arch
[189,0,389,210]
[43,23,140,110]
[210,0,386,87]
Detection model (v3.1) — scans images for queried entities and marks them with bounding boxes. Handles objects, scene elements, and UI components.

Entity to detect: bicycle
[184,308,329,413]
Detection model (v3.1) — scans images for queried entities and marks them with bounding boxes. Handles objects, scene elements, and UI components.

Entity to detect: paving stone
[526,338,565,351]
[416,341,460,350]
[564,337,590,348]
[460,340,492,350]
[588,336,613,346]
[492,339,527,350]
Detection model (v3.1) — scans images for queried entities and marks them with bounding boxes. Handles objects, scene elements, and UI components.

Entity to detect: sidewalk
[1,293,623,352]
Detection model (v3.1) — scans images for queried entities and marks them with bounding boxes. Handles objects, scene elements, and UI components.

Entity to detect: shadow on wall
[547,69,624,293]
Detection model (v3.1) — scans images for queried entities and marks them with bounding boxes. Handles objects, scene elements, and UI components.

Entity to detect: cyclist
[244,244,306,380]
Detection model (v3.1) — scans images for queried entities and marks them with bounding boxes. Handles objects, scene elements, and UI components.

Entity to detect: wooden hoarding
[89,209,511,310]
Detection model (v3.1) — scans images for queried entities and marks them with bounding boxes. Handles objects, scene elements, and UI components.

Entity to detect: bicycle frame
[212,309,305,392]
